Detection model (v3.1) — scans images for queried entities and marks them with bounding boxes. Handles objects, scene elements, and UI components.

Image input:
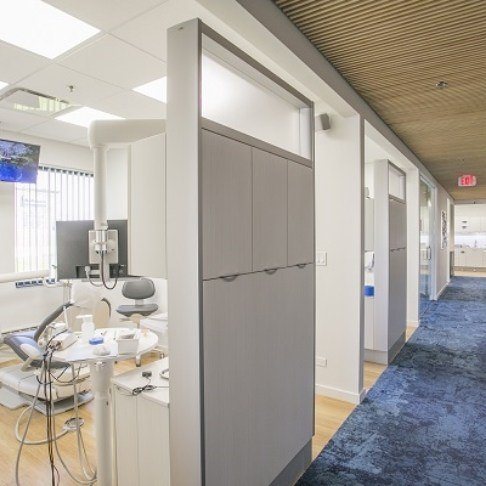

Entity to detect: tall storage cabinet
[200,125,314,486]
[167,20,314,486]
[364,160,407,365]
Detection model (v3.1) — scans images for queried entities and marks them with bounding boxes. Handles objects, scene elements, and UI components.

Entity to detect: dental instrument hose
[15,349,96,485]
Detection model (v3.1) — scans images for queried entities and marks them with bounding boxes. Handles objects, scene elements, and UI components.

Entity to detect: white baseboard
[434,282,448,300]
[315,383,365,405]
[408,320,419,328]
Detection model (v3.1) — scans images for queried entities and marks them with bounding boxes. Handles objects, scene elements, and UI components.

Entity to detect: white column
[166,19,203,486]
[93,145,108,231]
[406,168,420,326]
[315,113,365,404]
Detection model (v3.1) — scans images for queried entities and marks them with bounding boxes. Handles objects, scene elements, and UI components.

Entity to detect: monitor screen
[0,139,41,183]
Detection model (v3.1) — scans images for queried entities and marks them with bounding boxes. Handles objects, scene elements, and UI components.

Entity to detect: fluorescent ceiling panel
[0,81,8,90]
[0,0,99,59]
[56,107,122,128]
[133,77,167,103]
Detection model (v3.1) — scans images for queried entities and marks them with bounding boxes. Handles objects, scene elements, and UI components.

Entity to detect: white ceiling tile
[44,0,165,31]
[0,108,45,132]
[20,65,123,106]
[112,1,194,61]
[0,41,49,83]
[22,119,87,142]
[60,35,166,89]
[97,90,166,119]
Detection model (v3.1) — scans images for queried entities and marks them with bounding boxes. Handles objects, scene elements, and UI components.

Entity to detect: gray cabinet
[252,148,288,271]
[203,265,314,486]
[288,161,314,266]
[389,248,407,348]
[389,198,407,250]
[202,130,252,279]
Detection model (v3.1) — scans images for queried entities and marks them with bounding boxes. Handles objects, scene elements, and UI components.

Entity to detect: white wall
[106,148,129,220]
[0,133,93,330]
[315,112,364,404]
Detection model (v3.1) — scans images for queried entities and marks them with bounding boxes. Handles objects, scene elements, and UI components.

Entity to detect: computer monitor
[56,220,129,280]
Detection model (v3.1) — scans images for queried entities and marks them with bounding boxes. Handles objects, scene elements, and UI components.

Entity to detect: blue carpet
[298,277,486,485]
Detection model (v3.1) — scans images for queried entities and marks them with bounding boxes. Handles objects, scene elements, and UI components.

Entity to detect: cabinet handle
[264,268,278,274]
[220,275,238,281]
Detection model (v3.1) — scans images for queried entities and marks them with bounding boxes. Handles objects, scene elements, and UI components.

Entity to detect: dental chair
[0,302,99,414]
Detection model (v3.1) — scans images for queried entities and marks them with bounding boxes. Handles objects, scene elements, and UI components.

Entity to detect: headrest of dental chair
[3,334,67,369]
[122,278,156,300]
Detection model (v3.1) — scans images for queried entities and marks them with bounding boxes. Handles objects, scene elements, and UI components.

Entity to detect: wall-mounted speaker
[315,113,331,131]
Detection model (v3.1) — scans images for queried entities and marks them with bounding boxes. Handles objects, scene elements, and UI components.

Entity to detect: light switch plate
[316,250,327,266]
[316,357,327,368]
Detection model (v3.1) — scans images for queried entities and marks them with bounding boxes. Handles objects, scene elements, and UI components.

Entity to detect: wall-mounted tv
[0,139,41,183]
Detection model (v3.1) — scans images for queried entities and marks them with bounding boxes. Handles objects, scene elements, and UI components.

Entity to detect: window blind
[15,166,94,276]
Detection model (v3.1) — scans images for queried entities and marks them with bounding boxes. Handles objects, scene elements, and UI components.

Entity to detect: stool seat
[117,303,159,317]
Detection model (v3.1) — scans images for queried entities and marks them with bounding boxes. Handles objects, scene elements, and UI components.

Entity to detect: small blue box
[364,285,374,297]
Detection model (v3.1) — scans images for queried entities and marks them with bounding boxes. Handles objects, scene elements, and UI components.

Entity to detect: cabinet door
[389,249,407,348]
[202,130,252,279]
[389,198,407,250]
[138,398,170,486]
[252,148,287,271]
[203,267,314,486]
[288,161,314,266]
[113,386,140,486]
[457,249,466,266]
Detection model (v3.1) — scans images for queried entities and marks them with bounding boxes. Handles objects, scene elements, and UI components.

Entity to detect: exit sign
[458,174,477,187]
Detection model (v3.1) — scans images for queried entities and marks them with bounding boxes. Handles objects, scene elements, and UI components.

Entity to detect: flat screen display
[0,139,41,183]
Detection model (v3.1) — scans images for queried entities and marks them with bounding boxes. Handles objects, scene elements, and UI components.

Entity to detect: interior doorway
[419,179,433,313]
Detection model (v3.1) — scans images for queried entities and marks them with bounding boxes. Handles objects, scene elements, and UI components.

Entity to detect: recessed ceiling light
[56,107,122,128]
[133,77,167,103]
[0,81,8,90]
[0,0,99,59]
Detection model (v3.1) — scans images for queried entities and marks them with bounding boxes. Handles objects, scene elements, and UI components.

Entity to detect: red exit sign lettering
[458,174,477,187]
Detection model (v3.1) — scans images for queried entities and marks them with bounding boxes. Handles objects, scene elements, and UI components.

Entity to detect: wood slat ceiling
[275,0,486,200]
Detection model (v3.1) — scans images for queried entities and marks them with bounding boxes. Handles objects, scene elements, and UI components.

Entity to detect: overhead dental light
[0,0,99,59]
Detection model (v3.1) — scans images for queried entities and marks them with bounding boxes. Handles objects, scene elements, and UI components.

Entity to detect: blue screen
[0,139,40,183]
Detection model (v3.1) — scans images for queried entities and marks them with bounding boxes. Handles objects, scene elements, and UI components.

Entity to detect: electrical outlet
[316,357,327,368]
[316,251,327,266]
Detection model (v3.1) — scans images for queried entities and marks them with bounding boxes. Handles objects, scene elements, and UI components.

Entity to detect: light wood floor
[0,328,417,485]
[0,354,159,486]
